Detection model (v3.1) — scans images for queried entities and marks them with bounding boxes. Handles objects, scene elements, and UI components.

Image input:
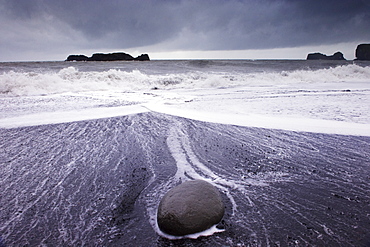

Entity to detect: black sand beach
[0,112,369,246]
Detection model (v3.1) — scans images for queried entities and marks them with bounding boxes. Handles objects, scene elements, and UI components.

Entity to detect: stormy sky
[0,0,369,61]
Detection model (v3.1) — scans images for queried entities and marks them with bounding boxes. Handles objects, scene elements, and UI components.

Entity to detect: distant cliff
[355,44,370,60]
[307,52,345,60]
[66,52,150,61]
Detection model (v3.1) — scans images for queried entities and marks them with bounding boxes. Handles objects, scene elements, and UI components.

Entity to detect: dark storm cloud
[1,0,370,59]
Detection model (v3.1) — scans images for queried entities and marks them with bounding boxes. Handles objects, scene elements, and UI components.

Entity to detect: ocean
[0,60,369,246]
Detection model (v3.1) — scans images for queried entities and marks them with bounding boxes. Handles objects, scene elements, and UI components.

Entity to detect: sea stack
[65,55,89,61]
[65,52,150,61]
[157,180,224,236]
[306,52,345,60]
[89,52,134,61]
[355,44,370,60]
[135,54,150,61]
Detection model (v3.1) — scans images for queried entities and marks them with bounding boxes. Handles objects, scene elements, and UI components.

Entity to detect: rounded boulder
[157,180,224,236]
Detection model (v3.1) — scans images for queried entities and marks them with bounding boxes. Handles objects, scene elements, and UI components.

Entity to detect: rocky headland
[66,52,150,61]
[355,44,370,60]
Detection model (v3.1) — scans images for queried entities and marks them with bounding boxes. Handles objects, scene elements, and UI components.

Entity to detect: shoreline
[1,112,369,246]
[1,106,370,137]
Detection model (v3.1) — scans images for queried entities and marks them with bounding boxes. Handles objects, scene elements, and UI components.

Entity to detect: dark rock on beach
[307,52,345,60]
[65,52,150,61]
[355,44,370,60]
[157,180,224,236]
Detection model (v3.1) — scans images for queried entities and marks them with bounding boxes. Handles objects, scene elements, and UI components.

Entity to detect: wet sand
[0,112,369,246]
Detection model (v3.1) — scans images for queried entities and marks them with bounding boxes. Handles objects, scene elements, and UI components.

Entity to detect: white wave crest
[0,64,369,96]
[0,67,151,96]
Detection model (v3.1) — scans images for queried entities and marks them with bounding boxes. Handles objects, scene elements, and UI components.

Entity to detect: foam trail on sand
[166,123,254,213]
[156,224,225,240]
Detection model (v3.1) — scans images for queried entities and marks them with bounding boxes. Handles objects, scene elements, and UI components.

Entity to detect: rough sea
[0,60,369,246]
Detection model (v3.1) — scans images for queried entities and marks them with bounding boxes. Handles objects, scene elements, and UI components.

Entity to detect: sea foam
[0,64,369,96]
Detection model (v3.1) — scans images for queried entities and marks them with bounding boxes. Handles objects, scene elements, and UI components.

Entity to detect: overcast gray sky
[0,0,369,61]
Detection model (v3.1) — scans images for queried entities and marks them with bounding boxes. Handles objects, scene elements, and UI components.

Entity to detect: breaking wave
[0,64,369,96]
